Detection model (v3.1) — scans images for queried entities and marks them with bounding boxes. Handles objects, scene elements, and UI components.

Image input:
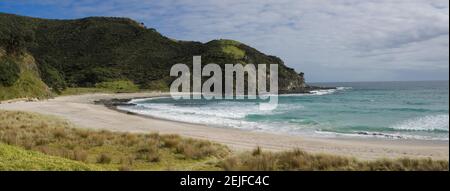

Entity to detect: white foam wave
[129,96,170,103]
[119,100,277,130]
[310,89,336,95]
[315,130,449,141]
[310,87,351,96]
[336,87,352,90]
[391,114,449,132]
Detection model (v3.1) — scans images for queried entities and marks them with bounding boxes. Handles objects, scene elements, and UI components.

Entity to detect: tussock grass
[97,153,112,164]
[0,110,447,171]
[220,148,449,171]
[0,110,229,170]
[0,143,101,171]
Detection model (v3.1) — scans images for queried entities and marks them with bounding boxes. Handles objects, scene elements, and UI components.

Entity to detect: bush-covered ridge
[0,12,307,97]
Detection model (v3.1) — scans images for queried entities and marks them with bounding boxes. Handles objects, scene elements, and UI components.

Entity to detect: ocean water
[118,81,449,141]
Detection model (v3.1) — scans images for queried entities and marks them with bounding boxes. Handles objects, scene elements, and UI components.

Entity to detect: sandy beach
[0,92,448,161]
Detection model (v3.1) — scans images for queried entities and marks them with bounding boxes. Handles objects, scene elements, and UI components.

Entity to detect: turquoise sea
[119,81,449,141]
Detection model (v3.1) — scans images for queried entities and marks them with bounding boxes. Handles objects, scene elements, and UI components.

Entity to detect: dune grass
[0,143,101,171]
[0,110,448,171]
[220,147,449,171]
[0,110,229,170]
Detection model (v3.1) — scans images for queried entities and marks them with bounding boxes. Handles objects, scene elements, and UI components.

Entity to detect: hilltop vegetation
[0,13,307,101]
[0,110,448,171]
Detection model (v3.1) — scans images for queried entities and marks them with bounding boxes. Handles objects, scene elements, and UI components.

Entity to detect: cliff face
[280,73,307,93]
[0,13,307,96]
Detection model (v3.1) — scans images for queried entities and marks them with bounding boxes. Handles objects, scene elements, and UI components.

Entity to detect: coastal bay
[1,92,448,161]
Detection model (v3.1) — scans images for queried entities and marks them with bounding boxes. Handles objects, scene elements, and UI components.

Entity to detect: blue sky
[1,0,448,82]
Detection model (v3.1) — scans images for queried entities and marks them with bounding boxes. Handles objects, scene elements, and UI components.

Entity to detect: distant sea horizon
[118,80,449,141]
[308,79,449,84]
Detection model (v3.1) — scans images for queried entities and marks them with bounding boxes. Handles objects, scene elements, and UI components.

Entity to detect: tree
[0,58,20,86]
[36,57,67,92]
[0,22,34,55]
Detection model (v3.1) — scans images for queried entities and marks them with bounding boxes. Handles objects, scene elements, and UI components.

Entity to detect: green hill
[0,12,307,100]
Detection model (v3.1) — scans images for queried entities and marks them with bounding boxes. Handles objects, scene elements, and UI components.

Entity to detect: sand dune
[1,92,448,160]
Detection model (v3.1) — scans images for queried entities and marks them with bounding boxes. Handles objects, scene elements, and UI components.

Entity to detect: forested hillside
[0,13,307,100]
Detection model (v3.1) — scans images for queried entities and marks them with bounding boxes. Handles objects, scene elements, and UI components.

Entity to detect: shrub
[37,57,67,92]
[252,146,262,156]
[161,134,182,148]
[135,141,160,162]
[175,139,228,160]
[0,58,20,86]
[220,148,449,171]
[220,157,241,171]
[97,153,112,164]
[95,80,139,93]
[72,149,88,162]
[144,79,169,91]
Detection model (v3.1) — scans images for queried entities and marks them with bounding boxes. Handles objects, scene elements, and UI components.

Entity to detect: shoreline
[110,98,449,142]
[0,92,448,161]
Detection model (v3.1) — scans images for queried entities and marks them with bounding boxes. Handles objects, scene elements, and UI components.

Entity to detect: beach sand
[1,92,448,161]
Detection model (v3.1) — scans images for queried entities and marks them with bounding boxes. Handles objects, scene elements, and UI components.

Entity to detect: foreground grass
[0,110,448,171]
[0,110,229,170]
[0,143,101,171]
[220,147,449,171]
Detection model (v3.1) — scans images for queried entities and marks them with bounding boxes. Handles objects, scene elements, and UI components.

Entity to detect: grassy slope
[0,51,52,101]
[0,143,101,171]
[0,110,448,171]
[0,110,228,171]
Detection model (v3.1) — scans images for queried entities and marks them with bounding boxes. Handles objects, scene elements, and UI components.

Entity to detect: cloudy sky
[1,0,448,82]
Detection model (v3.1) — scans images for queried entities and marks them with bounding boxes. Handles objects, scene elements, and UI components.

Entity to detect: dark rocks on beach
[95,99,136,108]
[356,131,403,139]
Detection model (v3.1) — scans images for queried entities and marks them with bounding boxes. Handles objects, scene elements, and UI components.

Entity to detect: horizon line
[308,79,449,83]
